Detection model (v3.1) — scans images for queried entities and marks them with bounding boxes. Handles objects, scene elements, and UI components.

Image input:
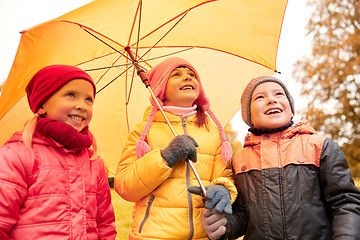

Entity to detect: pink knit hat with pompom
[136,57,232,163]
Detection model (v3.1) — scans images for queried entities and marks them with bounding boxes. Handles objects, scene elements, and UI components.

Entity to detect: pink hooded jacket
[0,131,116,239]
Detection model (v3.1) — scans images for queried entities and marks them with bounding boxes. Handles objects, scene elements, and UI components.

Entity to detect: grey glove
[188,185,232,214]
[160,135,198,168]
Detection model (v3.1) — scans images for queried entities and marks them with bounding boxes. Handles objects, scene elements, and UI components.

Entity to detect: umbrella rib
[135,0,142,61]
[128,1,144,106]
[139,11,189,60]
[127,0,142,47]
[132,0,217,47]
[139,47,195,63]
[145,45,277,72]
[126,66,137,105]
[121,46,195,75]
[81,27,131,62]
[95,65,132,94]
[85,62,132,72]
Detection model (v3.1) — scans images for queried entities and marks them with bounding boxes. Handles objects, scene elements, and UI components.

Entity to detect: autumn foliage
[294,0,360,176]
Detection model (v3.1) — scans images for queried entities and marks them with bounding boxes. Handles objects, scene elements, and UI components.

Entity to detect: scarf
[162,105,197,117]
[35,117,93,150]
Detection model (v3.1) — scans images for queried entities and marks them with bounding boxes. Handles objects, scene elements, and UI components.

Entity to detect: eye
[253,95,264,101]
[66,92,75,98]
[189,72,196,78]
[275,91,285,96]
[85,97,94,104]
[170,71,180,77]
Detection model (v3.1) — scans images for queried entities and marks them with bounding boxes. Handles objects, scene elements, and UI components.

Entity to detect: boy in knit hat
[200,76,360,240]
[114,57,237,240]
[0,65,116,239]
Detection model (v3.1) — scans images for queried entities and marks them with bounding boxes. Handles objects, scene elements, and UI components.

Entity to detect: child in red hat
[0,65,116,239]
[114,57,237,240]
[201,76,360,240]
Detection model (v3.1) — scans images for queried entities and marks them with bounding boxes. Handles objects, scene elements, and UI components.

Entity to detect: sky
[0,0,312,142]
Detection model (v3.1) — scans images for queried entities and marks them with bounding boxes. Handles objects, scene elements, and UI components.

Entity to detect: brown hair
[195,105,209,129]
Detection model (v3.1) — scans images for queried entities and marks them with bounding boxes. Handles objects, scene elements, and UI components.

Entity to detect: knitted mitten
[188,185,232,214]
[161,135,198,167]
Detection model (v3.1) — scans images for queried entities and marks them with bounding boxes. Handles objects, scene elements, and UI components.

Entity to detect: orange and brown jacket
[227,118,360,240]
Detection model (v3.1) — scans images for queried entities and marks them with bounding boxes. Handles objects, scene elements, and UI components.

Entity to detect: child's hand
[161,135,198,167]
[202,208,227,240]
[188,185,232,214]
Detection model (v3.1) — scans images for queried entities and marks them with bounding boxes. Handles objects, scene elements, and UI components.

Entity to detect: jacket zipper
[181,117,194,240]
[139,195,155,233]
[278,167,288,239]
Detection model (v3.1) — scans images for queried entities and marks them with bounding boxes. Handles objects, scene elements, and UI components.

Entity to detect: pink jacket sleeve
[0,145,29,239]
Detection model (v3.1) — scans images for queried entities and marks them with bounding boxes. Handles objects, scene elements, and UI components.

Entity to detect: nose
[75,100,88,111]
[266,96,277,105]
[184,74,193,81]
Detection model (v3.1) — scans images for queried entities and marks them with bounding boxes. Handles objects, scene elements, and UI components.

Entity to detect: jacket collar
[143,106,197,123]
[243,118,317,147]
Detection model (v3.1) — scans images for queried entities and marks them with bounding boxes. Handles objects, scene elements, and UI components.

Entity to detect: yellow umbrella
[0,0,288,176]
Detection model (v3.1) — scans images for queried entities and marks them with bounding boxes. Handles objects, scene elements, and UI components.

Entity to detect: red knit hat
[136,57,232,163]
[26,65,96,113]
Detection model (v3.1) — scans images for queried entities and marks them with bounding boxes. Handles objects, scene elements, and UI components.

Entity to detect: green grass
[111,179,360,239]
[111,189,134,239]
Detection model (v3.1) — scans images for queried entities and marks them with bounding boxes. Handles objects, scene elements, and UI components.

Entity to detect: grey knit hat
[241,76,295,127]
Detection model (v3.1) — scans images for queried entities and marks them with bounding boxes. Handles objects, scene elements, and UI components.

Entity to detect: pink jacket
[0,132,116,240]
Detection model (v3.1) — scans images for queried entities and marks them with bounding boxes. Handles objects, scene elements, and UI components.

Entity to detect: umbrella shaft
[188,161,207,195]
[146,87,207,196]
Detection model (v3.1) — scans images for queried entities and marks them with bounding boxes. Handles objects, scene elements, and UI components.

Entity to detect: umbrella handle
[125,47,207,196]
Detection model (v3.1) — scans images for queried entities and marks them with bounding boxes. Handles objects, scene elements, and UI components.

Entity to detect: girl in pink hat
[0,65,116,239]
[114,57,237,240]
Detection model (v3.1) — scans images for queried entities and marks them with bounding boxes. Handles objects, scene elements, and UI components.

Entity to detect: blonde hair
[22,114,99,160]
[90,137,99,160]
[22,115,38,148]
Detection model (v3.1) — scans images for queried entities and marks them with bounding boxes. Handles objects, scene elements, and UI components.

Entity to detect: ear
[37,106,46,115]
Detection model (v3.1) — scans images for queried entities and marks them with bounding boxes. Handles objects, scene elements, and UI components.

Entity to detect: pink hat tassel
[206,109,233,163]
[135,107,156,158]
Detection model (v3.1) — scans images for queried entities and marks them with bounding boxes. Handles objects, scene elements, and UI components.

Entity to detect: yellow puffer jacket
[115,107,237,240]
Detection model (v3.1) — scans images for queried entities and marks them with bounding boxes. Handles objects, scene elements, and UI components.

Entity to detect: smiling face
[38,79,95,131]
[163,66,200,107]
[250,81,293,129]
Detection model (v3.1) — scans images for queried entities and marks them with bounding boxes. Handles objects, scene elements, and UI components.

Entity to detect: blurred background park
[1,0,359,239]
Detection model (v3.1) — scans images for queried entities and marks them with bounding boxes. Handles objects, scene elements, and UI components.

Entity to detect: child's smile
[68,113,87,127]
[69,115,85,122]
[265,108,282,115]
[250,82,293,129]
[180,83,195,91]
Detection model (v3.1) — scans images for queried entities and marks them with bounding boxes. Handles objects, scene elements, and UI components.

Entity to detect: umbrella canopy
[0,0,288,175]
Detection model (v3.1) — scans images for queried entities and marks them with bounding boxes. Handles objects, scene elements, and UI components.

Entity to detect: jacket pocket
[139,195,155,233]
